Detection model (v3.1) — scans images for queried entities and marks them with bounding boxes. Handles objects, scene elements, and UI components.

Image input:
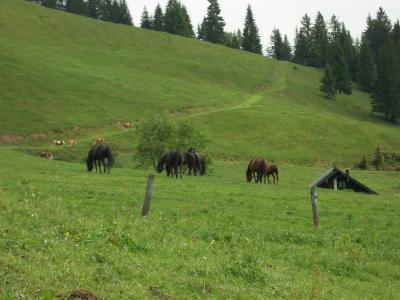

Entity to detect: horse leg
[102,159,106,173]
[267,175,271,184]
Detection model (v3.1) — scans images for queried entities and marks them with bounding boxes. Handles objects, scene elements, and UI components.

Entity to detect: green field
[1,0,400,299]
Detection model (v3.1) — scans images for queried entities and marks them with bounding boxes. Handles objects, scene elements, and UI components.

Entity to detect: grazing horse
[86,143,114,173]
[157,151,183,179]
[188,148,206,176]
[264,164,279,184]
[195,153,206,176]
[183,151,198,175]
[246,158,266,183]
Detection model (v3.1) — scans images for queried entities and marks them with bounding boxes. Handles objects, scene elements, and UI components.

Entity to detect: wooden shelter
[309,167,377,194]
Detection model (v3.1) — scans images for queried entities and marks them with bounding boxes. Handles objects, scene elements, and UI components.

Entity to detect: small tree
[357,156,368,170]
[320,64,336,99]
[135,116,209,170]
[175,121,207,152]
[135,114,175,170]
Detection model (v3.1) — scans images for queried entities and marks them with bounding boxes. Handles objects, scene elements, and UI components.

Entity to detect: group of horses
[246,158,279,184]
[156,148,206,179]
[85,143,279,185]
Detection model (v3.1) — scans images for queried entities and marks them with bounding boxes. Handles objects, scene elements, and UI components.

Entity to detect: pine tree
[41,0,58,9]
[372,37,400,122]
[332,40,352,94]
[164,0,178,34]
[268,28,283,59]
[65,0,87,15]
[320,64,336,99]
[88,0,101,19]
[364,8,392,62]
[100,0,113,22]
[293,14,312,65]
[310,12,328,68]
[141,6,153,29]
[153,4,164,31]
[118,0,133,25]
[281,35,292,61]
[164,0,193,37]
[231,33,241,49]
[392,21,400,43]
[242,5,262,54]
[201,0,225,44]
[181,5,194,38]
[357,36,376,92]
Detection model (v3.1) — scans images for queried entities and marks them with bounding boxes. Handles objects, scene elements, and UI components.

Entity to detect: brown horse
[264,164,279,184]
[246,158,266,183]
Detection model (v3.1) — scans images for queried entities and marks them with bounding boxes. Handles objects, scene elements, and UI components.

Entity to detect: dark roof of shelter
[310,167,378,194]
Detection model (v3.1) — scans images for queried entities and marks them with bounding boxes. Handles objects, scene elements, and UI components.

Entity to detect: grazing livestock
[68,139,77,146]
[188,148,206,176]
[246,158,266,183]
[86,143,114,174]
[39,152,53,160]
[195,153,206,176]
[183,151,198,175]
[123,122,133,129]
[53,140,65,146]
[264,164,279,184]
[157,151,183,179]
[93,138,104,145]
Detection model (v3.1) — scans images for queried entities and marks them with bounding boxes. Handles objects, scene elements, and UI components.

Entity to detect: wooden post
[142,175,155,217]
[310,186,320,228]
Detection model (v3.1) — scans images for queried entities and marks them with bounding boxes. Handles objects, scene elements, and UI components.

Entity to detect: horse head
[87,159,94,172]
[246,170,252,183]
[157,154,167,173]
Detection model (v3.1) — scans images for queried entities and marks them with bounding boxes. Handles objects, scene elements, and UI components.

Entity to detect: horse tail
[201,158,206,176]
[275,167,279,184]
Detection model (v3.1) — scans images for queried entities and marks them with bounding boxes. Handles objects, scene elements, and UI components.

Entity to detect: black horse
[157,151,183,179]
[183,151,198,175]
[188,148,206,176]
[86,143,114,173]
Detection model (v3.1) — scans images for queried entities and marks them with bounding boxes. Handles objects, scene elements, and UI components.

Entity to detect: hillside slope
[0,0,399,165]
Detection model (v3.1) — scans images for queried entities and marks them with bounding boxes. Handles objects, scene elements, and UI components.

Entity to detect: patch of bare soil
[59,289,98,300]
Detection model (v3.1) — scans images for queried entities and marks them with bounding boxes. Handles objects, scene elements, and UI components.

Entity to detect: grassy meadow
[1,0,400,299]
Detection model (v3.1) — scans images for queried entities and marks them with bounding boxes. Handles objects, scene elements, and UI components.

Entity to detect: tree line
[32,0,133,25]
[268,8,399,122]
[140,0,262,54]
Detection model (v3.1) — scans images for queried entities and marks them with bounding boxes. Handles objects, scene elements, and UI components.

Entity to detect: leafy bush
[134,114,209,170]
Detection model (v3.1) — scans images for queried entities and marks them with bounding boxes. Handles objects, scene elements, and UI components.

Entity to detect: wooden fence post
[310,186,320,228]
[142,175,155,217]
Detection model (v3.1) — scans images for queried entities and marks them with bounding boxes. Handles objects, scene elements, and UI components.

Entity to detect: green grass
[1,1,400,298]
[1,149,400,299]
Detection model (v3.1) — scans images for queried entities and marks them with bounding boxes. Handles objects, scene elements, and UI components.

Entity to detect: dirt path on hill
[189,65,287,118]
